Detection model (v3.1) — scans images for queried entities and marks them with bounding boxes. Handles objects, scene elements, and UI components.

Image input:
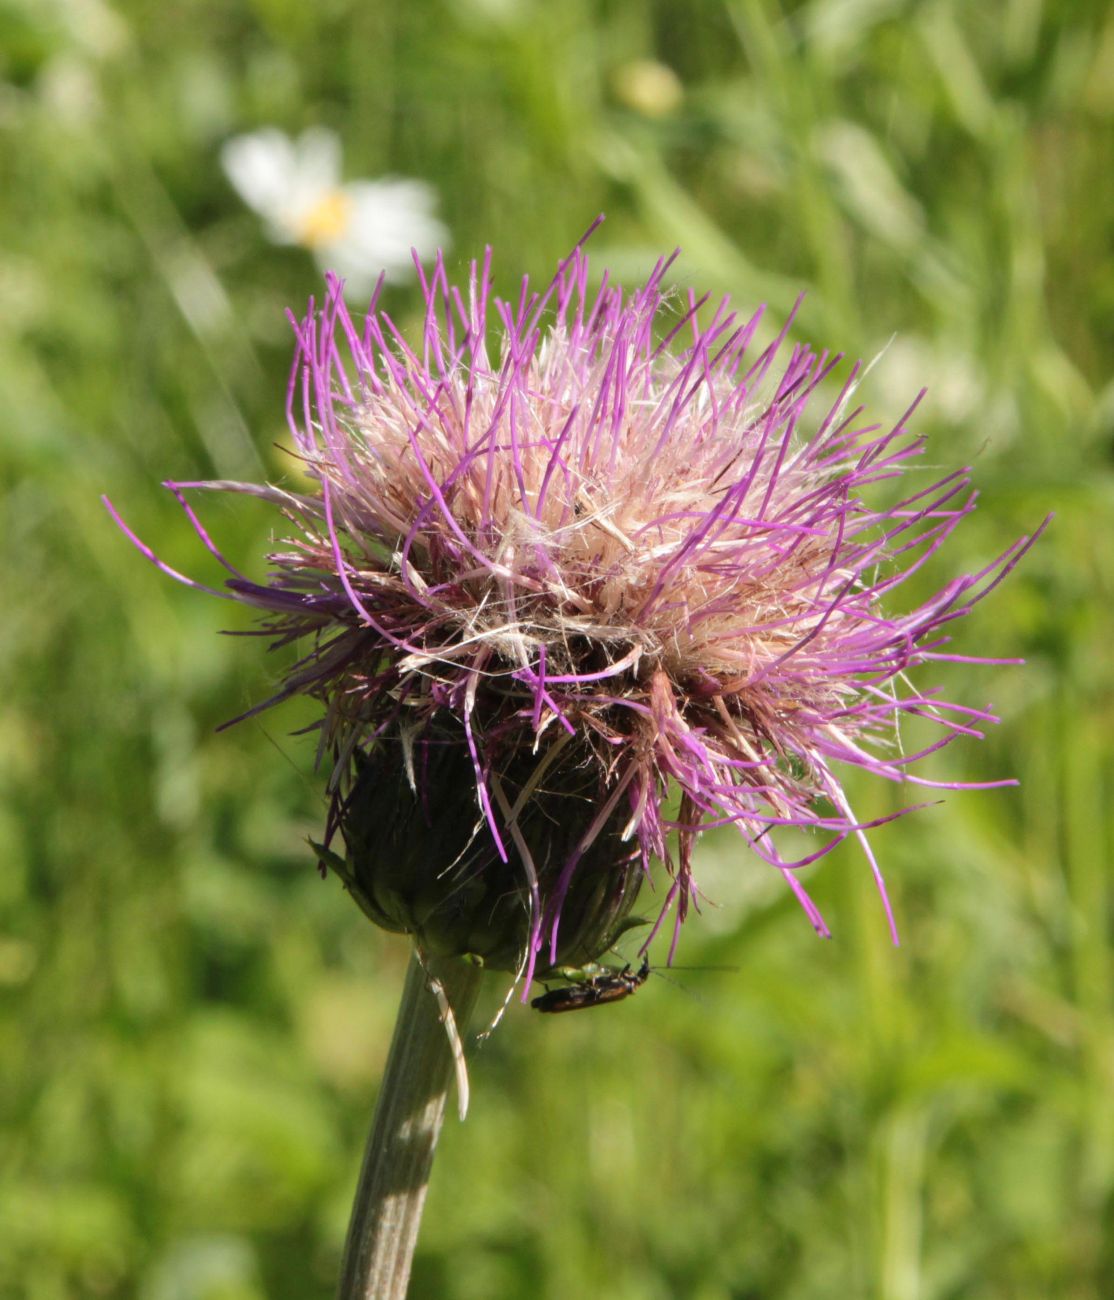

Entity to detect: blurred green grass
[2,0,1113,1296]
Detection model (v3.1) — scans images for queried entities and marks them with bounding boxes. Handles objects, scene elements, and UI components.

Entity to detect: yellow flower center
[296,190,353,248]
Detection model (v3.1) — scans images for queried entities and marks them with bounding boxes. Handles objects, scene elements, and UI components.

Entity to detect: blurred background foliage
[2,0,1112,1296]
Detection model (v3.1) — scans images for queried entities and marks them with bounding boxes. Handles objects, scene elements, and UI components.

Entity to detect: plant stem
[337,950,484,1300]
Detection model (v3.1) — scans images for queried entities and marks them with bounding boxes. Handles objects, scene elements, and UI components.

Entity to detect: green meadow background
[3,1,1112,1296]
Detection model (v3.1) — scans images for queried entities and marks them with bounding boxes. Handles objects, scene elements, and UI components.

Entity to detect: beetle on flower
[105,222,1044,996]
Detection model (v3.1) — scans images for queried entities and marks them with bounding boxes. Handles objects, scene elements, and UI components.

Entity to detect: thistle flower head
[106,225,1043,989]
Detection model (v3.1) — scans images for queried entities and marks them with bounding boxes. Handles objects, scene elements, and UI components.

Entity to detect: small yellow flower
[612,59,684,117]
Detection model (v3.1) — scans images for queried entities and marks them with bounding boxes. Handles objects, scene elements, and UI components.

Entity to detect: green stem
[337,950,484,1300]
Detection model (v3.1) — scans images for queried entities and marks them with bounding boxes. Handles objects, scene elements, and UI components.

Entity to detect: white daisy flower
[220,127,449,296]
